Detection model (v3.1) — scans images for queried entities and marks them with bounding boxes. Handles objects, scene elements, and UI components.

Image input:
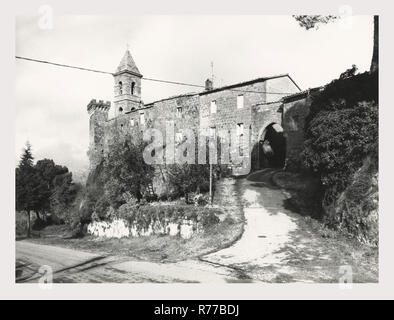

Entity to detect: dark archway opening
[257,123,286,169]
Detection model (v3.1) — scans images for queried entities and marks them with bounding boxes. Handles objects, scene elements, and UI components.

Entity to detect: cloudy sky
[15,15,374,173]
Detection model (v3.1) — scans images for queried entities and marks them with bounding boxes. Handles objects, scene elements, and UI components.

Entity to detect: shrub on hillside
[301,71,378,238]
[328,157,378,245]
[303,101,378,206]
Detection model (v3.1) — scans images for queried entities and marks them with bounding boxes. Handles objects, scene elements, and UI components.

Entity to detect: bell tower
[113,49,143,116]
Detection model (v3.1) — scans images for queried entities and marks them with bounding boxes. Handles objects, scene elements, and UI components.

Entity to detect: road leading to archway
[201,168,378,283]
[201,169,299,281]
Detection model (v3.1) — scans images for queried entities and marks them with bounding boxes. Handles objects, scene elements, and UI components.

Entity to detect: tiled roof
[145,93,198,106]
[199,74,301,95]
[116,50,142,75]
[282,86,323,102]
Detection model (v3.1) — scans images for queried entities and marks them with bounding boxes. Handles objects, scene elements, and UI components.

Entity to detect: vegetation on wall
[79,136,155,226]
[301,71,378,243]
[118,202,220,231]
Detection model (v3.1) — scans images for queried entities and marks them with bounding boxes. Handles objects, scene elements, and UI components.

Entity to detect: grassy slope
[271,170,378,283]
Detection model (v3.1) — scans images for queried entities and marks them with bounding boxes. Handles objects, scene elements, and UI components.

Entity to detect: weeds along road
[16,169,378,283]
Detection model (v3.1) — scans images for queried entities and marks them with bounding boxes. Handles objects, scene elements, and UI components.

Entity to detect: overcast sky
[15,15,374,173]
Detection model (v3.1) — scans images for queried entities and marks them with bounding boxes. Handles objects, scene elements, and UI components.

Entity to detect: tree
[293,15,378,73]
[293,15,337,30]
[34,159,68,219]
[105,135,155,205]
[15,142,41,237]
[16,143,79,235]
[50,172,81,223]
[166,164,210,203]
[370,16,379,73]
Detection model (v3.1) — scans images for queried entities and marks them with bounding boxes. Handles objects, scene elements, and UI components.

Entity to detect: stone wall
[88,75,304,177]
[199,83,258,174]
[87,99,111,169]
[265,75,301,103]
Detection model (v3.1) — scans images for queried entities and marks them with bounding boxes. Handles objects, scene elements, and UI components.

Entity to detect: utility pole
[209,126,216,206]
[209,160,213,205]
[211,61,214,86]
[209,61,215,206]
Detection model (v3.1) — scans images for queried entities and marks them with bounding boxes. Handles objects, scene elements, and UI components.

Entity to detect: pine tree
[18,141,33,168]
[15,142,39,237]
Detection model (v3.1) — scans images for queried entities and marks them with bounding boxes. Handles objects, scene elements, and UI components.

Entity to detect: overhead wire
[15,56,297,95]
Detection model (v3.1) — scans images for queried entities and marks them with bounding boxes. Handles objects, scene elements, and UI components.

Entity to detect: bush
[303,101,378,205]
[193,193,209,206]
[328,157,378,245]
[117,200,221,231]
[164,163,231,203]
[200,210,220,228]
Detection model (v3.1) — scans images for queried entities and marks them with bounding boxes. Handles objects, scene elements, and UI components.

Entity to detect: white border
[1,0,392,299]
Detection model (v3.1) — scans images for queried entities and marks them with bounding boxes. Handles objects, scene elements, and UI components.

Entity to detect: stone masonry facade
[87,50,312,177]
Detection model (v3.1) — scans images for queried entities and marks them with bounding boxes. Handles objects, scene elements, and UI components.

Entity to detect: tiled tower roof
[116,49,142,76]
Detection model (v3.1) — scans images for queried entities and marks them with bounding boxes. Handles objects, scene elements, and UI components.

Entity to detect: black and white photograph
[13,11,380,286]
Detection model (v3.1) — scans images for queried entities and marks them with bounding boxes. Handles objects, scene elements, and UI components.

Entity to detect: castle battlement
[87,99,111,114]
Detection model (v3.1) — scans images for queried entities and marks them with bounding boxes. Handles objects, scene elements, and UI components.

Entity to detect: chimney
[205,78,213,91]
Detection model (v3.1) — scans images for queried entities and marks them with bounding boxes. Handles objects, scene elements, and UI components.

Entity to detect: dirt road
[16,169,378,283]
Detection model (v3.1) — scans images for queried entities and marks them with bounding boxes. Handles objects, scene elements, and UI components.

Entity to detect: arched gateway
[252,122,286,170]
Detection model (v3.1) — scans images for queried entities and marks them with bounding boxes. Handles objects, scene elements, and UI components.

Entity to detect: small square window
[237,95,244,109]
[210,101,217,114]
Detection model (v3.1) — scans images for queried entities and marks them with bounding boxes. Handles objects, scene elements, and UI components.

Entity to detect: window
[118,107,123,114]
[176,107,183,118]
[131,82,135,95]
[209,126,216,139]
[237,95,244,109]
[236,123,244,136]
[175,132,183,143]
[210,100,217,114]
[237,123,244,156]
[140,112,145,125]
[130,119,135,126]
[119,81,123,95]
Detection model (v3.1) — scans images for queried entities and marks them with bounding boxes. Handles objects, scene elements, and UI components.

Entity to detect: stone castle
[87,49,312,178]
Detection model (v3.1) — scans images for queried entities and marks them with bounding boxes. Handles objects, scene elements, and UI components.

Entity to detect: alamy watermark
[38,265,53,289]
[141,121,252,174]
